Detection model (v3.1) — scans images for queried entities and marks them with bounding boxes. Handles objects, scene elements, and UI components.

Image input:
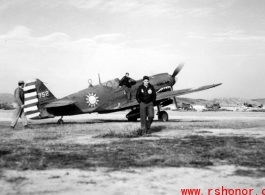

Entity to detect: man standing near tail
[10,80,29,129]
[136,76,156,135]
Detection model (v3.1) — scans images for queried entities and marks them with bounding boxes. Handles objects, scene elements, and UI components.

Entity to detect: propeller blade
[173,96,178,109]
[172,63,185,78]
[171,86,178,109]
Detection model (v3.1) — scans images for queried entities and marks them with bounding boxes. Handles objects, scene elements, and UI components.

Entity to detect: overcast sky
[0,0,264,99]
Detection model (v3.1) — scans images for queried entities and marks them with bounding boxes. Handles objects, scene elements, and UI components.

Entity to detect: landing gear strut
[157,105,169,122]
[57,116,64,124]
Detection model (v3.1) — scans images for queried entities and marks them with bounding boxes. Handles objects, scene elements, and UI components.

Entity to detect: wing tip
[214,83,222,87]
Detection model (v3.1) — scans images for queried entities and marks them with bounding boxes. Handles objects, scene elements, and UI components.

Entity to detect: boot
[23,125,33,129]
[146,129,151,134]
[141,129,147,136]
[147,117,153,129]
[146,117,153,134]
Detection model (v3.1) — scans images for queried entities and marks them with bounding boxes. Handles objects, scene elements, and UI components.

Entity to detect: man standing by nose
[136,76,156,135]
[10,80,29,129]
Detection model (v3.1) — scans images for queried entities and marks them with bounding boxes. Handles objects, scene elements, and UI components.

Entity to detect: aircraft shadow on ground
[31,119,213,126]
[164,119,212,123]
[33,119,130,126]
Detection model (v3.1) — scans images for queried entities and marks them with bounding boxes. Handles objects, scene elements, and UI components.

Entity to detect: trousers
[10,103,28,127]
[140,102,154,130]
[124,86,131,100]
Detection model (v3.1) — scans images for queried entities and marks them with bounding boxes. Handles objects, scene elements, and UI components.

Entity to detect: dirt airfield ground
[0,110,265,195]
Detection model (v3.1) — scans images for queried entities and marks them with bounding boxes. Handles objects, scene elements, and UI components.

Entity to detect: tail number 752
[38,91,49,98]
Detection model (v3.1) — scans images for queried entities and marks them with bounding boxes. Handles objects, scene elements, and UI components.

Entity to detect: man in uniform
[119,73,136,102]
[136,76,156,135]
[10,80,29,129]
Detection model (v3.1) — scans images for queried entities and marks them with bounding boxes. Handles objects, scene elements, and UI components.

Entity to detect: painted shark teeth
[157,86,171,93]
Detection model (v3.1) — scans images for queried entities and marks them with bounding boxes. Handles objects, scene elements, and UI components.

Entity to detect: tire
[57,119,64,124]
[158,111,168,122]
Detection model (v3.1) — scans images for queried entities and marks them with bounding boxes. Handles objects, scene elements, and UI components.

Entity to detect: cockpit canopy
[102,78,120,90]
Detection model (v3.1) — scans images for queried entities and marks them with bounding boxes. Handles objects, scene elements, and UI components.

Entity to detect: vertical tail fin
[35,79,56,104]
[24,78,56,119]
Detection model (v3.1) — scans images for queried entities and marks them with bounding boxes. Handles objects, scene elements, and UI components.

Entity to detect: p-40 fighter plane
[23,63,221,124]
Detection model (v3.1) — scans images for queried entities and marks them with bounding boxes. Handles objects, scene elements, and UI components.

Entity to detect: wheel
[57,119,64,124]
[158,111,168,122]
[128,117,137,122]
[213,106,219,110]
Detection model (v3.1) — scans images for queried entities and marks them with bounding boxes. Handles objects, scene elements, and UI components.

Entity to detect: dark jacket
[136,83,156,104]
[119,76,136,88]
[14,87,24,106]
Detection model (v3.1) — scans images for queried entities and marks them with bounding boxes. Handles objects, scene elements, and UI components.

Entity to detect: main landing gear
[126,105,169,122]
[57,116,64,124]
[157,105,169,122]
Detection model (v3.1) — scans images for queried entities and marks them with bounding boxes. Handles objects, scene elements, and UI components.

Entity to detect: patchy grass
[93,120,264,139]
[170,120,265,130]
[0,135,265,170]
[33,131,63,141]
[250,109,265,112]
[94,129,142,138]
[5,176,28,183]
[234,168,265,178]
[196,131,212,134]
[0,116,265,172]
[94,125,165,138]
[94,125,143,138]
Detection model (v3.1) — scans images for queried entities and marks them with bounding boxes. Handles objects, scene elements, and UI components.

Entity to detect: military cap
[143,76,149,81]
[18,80,25,84]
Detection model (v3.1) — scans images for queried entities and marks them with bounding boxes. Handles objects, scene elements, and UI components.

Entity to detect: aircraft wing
[112,83,221,109]
[156,83,222,101]
[43,99,76,108]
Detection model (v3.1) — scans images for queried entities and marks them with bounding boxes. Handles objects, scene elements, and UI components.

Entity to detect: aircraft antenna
[98,73,101,84]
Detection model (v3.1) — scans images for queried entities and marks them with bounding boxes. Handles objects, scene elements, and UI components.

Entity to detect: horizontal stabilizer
[43,99,76,108]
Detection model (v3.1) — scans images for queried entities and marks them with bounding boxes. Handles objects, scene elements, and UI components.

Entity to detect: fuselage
[46,73,175,116]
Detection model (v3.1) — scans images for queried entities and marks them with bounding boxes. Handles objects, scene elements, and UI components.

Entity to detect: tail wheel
[57,119,64,124]
[158,111,168,122]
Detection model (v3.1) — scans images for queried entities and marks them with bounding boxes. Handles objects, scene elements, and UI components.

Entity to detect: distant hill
[175,97,207,105]
[175,97,264,107]
[0,93,14,103]
[206,97,263,107]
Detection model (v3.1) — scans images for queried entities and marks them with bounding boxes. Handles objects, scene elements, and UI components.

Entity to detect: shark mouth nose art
[157,86,171,93]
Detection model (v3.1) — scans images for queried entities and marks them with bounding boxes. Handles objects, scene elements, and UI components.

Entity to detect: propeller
[172,95,178,109]
[172,62,185,78]
[171,63,184,109]
[171,86,178,109]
